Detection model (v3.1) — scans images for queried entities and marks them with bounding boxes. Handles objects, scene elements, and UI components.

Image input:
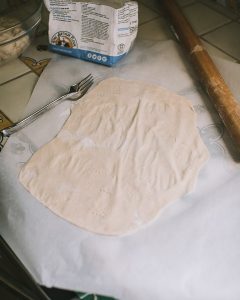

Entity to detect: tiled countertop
[0,0,240,299]
[0,0,239,127]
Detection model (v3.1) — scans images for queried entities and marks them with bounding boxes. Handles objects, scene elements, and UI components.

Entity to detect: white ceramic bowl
[0,0,42,65]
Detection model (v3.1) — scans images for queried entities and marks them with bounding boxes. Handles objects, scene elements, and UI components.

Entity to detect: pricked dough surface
[19,78,209,235]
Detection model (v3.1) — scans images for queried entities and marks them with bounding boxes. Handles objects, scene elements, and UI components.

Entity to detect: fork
[0,74,93,139]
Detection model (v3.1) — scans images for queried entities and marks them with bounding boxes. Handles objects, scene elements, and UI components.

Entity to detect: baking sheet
[1,39,240,300]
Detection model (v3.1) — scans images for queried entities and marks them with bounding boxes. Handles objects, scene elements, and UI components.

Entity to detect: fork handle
[1,92,75,137]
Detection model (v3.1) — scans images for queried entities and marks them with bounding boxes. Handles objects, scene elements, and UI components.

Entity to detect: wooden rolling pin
[162,0,240,152]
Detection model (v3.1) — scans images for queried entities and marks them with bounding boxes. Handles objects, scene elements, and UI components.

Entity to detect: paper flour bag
[44,0,138,66]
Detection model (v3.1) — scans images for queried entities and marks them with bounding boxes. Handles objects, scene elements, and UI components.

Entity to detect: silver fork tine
[80,80,94,96]
[79,76,94,92]
[77,74,92,89]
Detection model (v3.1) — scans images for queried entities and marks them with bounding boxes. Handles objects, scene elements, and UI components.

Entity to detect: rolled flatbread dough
[19,77,209,235]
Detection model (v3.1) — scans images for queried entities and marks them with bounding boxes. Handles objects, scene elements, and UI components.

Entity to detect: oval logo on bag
[51,31,78,48]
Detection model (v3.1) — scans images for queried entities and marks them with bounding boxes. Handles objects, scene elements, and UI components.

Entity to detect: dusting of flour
[19,78,209,235]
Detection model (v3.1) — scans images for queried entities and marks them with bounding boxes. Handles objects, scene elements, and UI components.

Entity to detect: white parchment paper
[1,39,240,300]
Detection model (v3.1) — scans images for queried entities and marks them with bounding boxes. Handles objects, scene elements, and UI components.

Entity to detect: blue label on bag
[49,45,126,67]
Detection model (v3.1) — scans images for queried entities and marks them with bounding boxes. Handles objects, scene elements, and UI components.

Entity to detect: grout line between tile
[139,15,162,27]
[198,0,239,20]
[0,70,33,87]
[138,0,162,14]
[201,36,239,62]
[179,2,197,8]
[200,20,233,37]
